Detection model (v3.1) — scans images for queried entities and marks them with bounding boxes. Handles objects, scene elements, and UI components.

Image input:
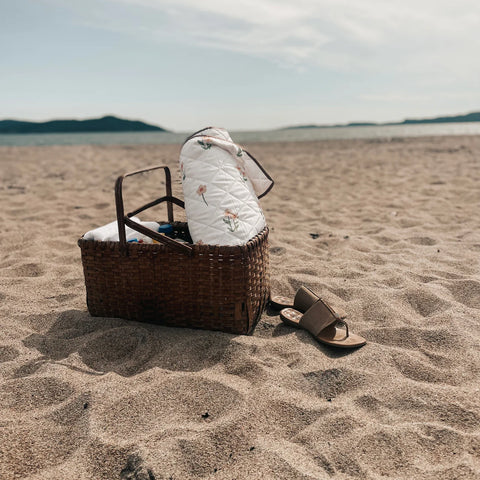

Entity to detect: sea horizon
[1,121,480,147]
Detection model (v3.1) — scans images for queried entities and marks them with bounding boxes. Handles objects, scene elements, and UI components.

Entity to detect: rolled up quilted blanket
[180,127,274,246]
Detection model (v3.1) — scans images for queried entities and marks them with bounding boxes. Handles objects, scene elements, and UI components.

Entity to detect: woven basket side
[78,226,269,334]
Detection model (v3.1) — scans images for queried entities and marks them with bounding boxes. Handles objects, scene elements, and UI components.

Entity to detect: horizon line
[1,109,480,133]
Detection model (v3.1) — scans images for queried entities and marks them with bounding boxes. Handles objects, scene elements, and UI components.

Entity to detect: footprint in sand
[447,279,480,309]
[78,326,154,374]
[84,441,135,480]
[420,348,455,368]
[407,236,437,246]
[404,288,449,317]
[1,262,45,278]
[354,394,383,412]
[315,414,361,440]
[303,368,365,399]
[388,393,480,432]
[223,353,266,382]
[257,400,324,439]
[95,376,242,440]
[355,426,463,476]
[391,353,458,385]
[119,454,156,480]
[0,377,74,411]
[0,394,88,478]
[172,422,256,478]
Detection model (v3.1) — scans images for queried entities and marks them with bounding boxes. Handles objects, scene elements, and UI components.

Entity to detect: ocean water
[1,122,480,146]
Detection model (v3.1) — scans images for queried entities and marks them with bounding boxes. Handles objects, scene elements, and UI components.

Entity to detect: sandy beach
[1,135,479,479]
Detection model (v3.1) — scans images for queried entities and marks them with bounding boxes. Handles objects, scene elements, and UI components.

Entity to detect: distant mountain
[283,111,480,130]
[0,115,168,134]
[400,112,480,124]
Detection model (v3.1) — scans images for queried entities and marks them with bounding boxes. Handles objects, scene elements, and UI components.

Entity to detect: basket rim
[78,225,269,254]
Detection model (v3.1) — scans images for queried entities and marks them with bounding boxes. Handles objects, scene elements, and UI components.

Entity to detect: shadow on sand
[19,305,359,379]
[20,309,235,377]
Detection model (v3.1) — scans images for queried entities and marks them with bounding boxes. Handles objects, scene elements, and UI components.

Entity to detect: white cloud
[105,0,480,76]
[38,0,480,119]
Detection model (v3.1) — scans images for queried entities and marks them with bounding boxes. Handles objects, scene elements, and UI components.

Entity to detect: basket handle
[115,165,193,256]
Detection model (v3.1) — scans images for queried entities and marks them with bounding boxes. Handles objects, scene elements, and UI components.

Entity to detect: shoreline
[1,124,480,147]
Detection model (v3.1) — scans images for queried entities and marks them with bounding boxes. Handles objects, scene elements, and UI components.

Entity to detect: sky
[1,0,479,131]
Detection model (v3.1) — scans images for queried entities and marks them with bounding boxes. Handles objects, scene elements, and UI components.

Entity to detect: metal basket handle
[115,165,193,256]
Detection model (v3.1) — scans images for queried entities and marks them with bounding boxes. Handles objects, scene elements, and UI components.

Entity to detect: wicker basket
[78,165,270,334]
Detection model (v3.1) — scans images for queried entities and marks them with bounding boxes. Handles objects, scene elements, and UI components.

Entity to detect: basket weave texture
[78,166,270,334]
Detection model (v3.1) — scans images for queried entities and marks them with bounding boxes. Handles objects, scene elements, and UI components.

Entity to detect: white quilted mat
[180,127,274,246]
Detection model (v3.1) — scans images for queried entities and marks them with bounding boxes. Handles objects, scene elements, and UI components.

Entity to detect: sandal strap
[336,319,350,340]
[294,287,347,319]
[299,298,347,337]
[321,298,348,321]
[293,286,319,312]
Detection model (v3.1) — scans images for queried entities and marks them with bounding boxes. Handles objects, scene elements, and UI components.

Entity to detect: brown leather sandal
[280,298,366,349]
[270,286,320,311]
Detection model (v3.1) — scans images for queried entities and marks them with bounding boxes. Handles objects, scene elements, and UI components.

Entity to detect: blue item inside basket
[158,224,173,234]
[128,223,174,243]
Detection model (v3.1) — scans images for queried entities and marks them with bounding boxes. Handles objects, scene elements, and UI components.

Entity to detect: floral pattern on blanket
[236,156,248,182]
[197,184,208,206]
[223,209,239,232]
[197,139,212,150]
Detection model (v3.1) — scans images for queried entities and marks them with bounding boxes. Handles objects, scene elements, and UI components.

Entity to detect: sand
[1,135,479,479]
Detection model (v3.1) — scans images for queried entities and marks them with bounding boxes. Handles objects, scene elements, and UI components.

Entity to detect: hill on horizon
[283,111,480,130]
[0,115,167,134]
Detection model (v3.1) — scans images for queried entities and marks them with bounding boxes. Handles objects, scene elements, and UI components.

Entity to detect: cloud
[101,0,479,75]
[46,0,480,83]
